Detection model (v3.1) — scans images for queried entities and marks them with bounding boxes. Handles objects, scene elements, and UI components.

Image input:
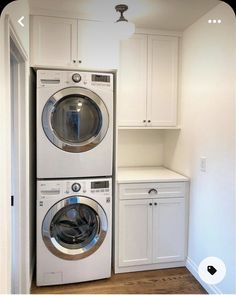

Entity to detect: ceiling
[29,0,220,31]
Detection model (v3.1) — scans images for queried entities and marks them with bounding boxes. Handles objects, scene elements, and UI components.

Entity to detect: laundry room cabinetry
[30,16,77,67]
[30,16,119,70]
[118,34,148,126]
[76,20,119,70]
[152,197,185,263]
[119,199,153,266]
[115,167,189,273]
[118,34,178,128]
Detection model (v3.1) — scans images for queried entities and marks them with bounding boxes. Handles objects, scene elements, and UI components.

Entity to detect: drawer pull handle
[148,188,157,194]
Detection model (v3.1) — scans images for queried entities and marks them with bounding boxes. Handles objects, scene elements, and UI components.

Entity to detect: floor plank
[31,267,207,294]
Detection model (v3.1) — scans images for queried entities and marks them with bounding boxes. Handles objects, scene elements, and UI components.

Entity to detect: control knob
[72,73,81,83]
[71,183,81,192]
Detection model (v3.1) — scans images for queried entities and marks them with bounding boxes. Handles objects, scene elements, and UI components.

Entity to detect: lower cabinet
[119,199,153,267]
[116,181,188,272]
[152,198,185,263]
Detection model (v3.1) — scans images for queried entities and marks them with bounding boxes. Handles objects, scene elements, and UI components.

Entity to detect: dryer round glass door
[42,196,108,260]
[42,87,109,153]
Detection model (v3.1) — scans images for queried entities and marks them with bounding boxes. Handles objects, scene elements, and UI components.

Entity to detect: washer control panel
[67,179,111,194]
[38,178,112,200]
[90,180,110,193]
[71,183,81,192]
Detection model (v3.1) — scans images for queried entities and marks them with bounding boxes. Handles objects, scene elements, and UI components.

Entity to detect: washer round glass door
[42,87,109,153]
[42,196,108,260]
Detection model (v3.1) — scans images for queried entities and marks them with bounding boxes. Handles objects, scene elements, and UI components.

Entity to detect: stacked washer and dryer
[36,70,113,286]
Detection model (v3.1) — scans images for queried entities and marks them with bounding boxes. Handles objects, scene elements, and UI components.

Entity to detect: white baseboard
[186,256,222,294]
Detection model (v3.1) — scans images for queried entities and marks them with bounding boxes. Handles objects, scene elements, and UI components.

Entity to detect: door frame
[3,15,30,294]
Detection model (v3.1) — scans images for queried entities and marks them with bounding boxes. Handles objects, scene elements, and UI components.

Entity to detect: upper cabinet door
[30,16,119,70]
[147,36,178,127]
[77,20,119,70]
[118,34,148,127]
[30,16,77,67]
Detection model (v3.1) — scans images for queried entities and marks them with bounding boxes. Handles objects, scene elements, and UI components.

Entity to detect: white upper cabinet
[77,20,119,70]
[118,33,179,128]
[30,16,77,67]
[118,34,148,127]
[30,16,119,70]
[147,36,178,126]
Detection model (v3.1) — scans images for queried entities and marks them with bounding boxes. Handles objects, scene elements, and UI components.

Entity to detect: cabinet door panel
[147,36,178,126]
[153,198,185,263]
[118,34,148,126]
[31,16,77,67]
[119,199,152,267]
[77,20,119,69]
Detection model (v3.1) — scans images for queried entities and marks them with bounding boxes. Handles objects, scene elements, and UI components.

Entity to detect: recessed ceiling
[29,0,220,31]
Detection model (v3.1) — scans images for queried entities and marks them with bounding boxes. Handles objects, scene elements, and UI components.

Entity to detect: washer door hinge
[11,195,14,207]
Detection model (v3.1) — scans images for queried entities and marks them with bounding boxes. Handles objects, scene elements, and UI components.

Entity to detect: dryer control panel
[37,70,113,90]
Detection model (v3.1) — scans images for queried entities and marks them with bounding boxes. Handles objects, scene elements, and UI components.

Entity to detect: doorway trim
[3,15,30,294]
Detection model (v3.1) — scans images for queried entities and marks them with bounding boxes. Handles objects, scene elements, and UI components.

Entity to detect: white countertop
[117,166,189,183]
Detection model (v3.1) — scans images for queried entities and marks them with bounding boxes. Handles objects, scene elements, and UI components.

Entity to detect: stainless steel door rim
[42,87,109,153]
[42,196,108,260]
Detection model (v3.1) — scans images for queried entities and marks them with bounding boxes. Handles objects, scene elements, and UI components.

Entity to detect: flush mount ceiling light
[115,4,135,40]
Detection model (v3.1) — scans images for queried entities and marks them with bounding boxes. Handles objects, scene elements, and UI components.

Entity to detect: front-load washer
[37,177,112,286]
[37,70,113,179]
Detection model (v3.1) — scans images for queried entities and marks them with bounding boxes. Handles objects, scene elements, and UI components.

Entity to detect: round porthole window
[42,196,108,260]
[42,87,109,153]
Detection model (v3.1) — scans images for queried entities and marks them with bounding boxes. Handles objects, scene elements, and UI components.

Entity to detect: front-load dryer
[37,178,112,286]
[37,70,113,179]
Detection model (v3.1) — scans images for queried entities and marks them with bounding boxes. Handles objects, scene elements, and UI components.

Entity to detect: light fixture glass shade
[114,20,135,40]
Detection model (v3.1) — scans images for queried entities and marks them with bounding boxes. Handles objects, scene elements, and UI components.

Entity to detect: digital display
[91,181,109,189]
[92,74,110,83]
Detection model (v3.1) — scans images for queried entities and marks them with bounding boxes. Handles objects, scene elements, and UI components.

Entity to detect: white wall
[118,130,164,167]
[164,2,235,293]
[0,0,30,293]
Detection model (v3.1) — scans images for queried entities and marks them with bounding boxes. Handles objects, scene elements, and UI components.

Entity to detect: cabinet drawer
[119,182,186,200]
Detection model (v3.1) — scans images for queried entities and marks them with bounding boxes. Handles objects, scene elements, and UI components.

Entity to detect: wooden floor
[31,267,207,294]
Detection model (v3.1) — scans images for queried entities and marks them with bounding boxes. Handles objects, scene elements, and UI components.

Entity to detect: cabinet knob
[78,60,82,64]
[154,202,157,206]
[143,120,146,123]
[149,203,153,206]
[73,60,76,63]
[148,188,157,194]
[148,120,151,123]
